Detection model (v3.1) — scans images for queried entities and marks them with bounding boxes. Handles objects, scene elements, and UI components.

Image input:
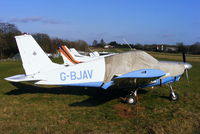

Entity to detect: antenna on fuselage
[122,38,134,50]
[88,46,94,53]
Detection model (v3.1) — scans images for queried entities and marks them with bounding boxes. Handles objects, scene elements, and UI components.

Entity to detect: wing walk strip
[59,45,81,64]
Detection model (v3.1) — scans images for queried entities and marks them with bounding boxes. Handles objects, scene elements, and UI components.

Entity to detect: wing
[101,69,166,89]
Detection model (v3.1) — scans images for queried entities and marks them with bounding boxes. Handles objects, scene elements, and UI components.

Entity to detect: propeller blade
[182,52,186,63]
[185,69,189,81]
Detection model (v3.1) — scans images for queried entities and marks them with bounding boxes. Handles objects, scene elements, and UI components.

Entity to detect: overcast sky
[0,0,199,45]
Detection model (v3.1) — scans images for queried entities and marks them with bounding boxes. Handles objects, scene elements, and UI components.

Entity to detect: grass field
[0,51,200,134]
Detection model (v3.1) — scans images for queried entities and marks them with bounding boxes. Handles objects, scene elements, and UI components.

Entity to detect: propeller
[182,52,186,63]
[182,52,191,81]
[185,69,189,81]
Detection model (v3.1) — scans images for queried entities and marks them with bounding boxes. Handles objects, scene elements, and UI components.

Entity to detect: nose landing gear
[124,83,179,105]
[168,83,179,101]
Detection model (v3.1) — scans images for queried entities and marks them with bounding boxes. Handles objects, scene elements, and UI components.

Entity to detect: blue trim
[115,69,166,79]
[59,82,103,87]
[101,81,114,90]
[57,75,181,89]
[142,75,181,88]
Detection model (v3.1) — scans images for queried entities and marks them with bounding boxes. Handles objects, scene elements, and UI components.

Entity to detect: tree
[95,38,106,48]
[108,41,119,47]
[189,42,200,54]
[33,33,51,53]
[0,23,21,34]
[176,42,187,53]
[134,43,143,50]
[0,22,21,58]
[100,39,106,46]
[51,38,62,53]
[92,40,98,46]
[74,40,89,51]
[0,32,6,57]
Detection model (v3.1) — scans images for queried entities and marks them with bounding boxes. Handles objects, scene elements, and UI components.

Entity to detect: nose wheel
[168,84,179,101]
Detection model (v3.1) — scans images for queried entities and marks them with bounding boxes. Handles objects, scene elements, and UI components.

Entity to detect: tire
[169,92,179,101]
[126,95,137,105]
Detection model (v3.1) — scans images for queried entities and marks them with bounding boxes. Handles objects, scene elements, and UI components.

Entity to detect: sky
[0,0,200,45]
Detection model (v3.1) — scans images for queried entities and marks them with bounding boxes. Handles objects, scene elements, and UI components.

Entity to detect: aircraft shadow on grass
[5,82,149,107]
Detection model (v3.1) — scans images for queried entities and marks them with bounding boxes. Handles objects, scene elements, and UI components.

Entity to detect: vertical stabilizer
[59,45,81,65]
[15,34,55,75]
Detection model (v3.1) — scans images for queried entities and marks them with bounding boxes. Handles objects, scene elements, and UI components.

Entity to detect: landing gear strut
[126,90,138,105]
[168,84,179,101]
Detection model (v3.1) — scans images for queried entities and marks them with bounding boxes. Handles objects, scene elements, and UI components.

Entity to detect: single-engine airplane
[69,47,100,57]
[5,34,192,104]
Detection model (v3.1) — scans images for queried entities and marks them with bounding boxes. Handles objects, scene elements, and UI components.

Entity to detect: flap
[101,69,166,89]
[115,69,166,79]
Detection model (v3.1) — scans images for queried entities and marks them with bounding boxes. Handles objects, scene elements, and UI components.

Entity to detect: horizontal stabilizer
[115,69,166,79]
[4,74,40,82]
[69,48,83,57]
[89,51,100,57]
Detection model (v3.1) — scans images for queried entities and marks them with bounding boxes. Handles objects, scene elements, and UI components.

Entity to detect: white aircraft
[59,45,114,65]
[5,34,192,104]
[69,48,100,57]
[59,45,96,65]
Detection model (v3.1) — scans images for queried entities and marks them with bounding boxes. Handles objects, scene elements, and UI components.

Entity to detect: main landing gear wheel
[126,95,137,105]
[169,92,179,101]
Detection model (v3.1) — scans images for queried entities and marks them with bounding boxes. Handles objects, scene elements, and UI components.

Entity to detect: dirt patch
[112,103,145,118]
[113,104,133,118]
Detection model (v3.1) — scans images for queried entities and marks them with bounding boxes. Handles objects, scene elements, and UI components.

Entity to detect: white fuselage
[35,58,105,85]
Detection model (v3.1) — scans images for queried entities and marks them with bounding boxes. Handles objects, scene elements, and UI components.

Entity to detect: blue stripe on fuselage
[58,82,103,87]
[57,75,181,89]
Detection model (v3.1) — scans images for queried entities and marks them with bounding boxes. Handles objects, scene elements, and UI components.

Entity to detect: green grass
[0,52,200,134]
